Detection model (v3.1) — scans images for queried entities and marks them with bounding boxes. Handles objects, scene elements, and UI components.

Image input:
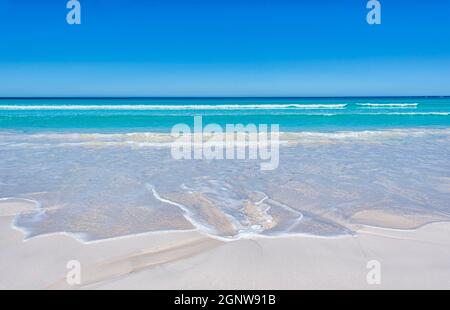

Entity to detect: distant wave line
[356,103,419,108]
[363,112,449,115]
[0,104,348,111]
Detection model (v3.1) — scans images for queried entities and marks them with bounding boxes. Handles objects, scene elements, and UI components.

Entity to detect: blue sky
[0,0,449,97]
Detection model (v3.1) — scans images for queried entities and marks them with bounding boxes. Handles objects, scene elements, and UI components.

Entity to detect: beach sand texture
[1,199,450,290]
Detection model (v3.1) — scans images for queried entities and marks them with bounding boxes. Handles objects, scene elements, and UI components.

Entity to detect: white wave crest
[0,104,347,111]
[356,103,419,108]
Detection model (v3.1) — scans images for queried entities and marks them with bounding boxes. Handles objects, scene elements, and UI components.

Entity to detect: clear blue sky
[0,0,449,97]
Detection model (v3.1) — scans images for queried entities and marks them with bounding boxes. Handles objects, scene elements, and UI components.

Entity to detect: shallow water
[1,129,449,241]
[1,97,449,241]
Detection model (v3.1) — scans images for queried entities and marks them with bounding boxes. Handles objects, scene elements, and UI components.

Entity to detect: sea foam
[0,104,348,110]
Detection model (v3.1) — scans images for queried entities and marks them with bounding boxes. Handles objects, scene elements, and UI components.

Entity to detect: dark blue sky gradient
[0,0,449,96]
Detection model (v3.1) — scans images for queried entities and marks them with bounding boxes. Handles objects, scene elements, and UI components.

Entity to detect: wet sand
[1,200,450,290]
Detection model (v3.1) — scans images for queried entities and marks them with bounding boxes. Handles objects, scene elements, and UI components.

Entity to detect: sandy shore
[1,199,450,290]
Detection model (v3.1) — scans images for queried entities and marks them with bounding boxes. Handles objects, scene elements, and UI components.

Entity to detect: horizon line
[1,96,449,100]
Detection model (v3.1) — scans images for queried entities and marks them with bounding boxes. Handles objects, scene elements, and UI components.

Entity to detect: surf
[356,103,419,108]
[0,104,348,110]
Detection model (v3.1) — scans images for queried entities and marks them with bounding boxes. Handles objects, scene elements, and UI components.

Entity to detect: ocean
[0,97,449,242]
[0,97,449,132]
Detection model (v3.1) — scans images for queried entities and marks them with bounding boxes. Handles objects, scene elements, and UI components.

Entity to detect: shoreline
[1,198,450,290]
[2,210,450,289]
[1,124,449,289]
[3,197,449,245]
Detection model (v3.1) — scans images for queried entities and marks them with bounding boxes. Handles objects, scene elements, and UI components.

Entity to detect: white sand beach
[2,0,450,292]
[1,199,450,290]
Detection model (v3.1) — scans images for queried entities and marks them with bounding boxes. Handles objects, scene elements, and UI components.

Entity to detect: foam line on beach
[1,128,449,150]
[292,128,450,137]
[146,184,237,241]
[2,128,449,140]
[0,197,41,217]
[143,187,327,242]
[18,228,199,245]
[357,219,450,234]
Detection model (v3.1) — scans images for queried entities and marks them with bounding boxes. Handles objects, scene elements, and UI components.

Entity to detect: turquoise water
[1,97,449,132]
[1,97,450,241]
